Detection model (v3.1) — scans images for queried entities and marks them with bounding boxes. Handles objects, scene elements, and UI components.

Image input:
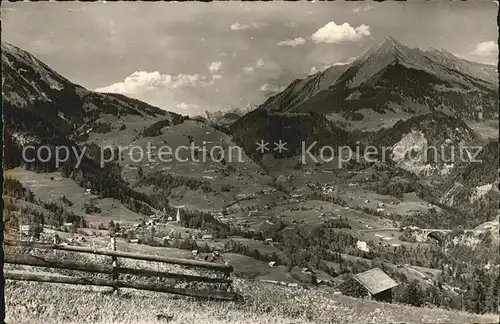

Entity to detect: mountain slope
[2,42,273,215]
[6,279,498,324]
[230,109,354,161]
[258,64,349,112]
[340,37,497,90]
[2,41,180,143]
[363,111,477,170]
[439,139,499,223]
[260,38,498,124]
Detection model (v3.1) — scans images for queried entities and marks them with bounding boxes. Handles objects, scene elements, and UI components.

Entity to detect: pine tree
[403,280,425,307]
[108,220,116,236]
[491,273,500,313]
[471,268,488,314]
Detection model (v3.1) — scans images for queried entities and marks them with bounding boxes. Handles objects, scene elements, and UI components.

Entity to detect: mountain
[257,64,349,112]
[258,38,498,124]
[2,42,189,226]
[2,42,273,215]
[204,106,254,128]
[362,111,478,174]
[4,42,499,317]
[438,139,499,225]
[2,42,180,144]
[230,109,354,161]
[339,37,497,89]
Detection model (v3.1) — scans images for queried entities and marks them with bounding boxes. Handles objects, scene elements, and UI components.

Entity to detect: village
[16,194,455,305]
[12,155,490,311]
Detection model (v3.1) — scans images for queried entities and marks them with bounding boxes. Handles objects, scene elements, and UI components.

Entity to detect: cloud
[308,57,356,75]
[230,22,266,31]
[172,74,201,88]
[255,59,282,76]
[327,57,357,67]
[242,58,278,74]
[311,21,371,43]
[241,58,282,80]
[243,66,255,73]
[175,102,198,111]
[95,71,202,95]
[94,72,211,114]
[352,5,374,13]
[259,83,286,93]
[277,37,306,47]
[209,61,222,73]
[471,41,498,56]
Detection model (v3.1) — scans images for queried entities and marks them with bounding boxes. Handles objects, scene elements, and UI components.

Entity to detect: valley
[3,35,499,322]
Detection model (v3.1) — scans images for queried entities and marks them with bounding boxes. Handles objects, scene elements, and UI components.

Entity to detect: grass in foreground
[5,279,498,324]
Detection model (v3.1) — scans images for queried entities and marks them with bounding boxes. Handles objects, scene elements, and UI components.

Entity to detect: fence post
[110,235,119,293]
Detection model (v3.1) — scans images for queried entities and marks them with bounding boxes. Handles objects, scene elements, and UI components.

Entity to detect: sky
[2,0,498,115]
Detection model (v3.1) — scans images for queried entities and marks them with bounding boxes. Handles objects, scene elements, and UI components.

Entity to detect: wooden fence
[4,240,236,301]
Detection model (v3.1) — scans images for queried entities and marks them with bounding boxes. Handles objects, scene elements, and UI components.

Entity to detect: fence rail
[5,240,236,301]
[8,240,233,272]
[4,271,235,300]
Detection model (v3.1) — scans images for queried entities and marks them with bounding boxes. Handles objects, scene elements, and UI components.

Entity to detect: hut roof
[353,267,398,295]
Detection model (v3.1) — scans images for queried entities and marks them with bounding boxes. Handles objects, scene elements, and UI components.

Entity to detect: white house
[20,225,31,235]
[176,208,181,222]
